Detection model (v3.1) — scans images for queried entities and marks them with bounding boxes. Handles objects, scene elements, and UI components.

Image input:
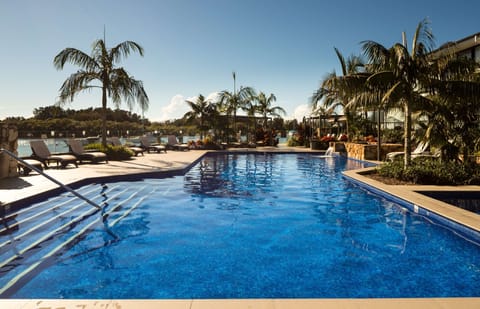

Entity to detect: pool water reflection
[4,154,480,298]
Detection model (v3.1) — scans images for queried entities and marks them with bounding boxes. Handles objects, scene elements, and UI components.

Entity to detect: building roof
[431,32,480,59]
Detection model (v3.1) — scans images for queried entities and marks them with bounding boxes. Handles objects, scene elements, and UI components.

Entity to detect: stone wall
[0,124,19,178]
[344,142,403,161]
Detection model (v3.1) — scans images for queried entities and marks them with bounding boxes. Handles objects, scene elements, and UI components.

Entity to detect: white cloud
[156,94,189,122]
[186,92,221,105]
[153,93,307,123]
[205,92,221,103]
[291,104,312,122]
[150,92,221,122]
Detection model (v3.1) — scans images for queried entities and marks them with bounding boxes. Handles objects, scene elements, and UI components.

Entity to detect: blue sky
[0,0,479,122]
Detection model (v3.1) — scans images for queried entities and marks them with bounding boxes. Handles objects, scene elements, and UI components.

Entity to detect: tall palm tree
[255,92,286,127]
[362,19,435,167]
[54,39,149,146]
[184,94,213,140]
[218,86,256,142]
[425,56,480,163]
[255,92,285,146]
[311,47,364,140]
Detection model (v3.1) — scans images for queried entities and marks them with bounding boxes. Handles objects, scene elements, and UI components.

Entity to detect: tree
[311,47,364,140]
[218,86,256,142]
[254,92,285,146]
[33,105,67,120]
[424,56,480,163]
[54,39,149,146]
[184,94,213,140]
[361,19,435,167]
[255,92,286,127]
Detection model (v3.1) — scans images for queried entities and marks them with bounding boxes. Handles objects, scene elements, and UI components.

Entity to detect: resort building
[370,32,480,135]
[431,32,480,63]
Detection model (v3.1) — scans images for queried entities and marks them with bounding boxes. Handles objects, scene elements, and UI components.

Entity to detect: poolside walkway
[1,146,479,309]
[0,149,207,205]
[0,145,311,205]
[2,298,480,309]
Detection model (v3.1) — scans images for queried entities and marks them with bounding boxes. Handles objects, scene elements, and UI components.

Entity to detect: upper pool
[1,153,479,298]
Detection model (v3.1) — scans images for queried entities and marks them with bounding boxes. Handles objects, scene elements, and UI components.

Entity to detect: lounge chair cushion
[166,135,189,151]
[17,158,44,176]
[67,139,108,164]
[30,140,78,169]
[139,136,167,153]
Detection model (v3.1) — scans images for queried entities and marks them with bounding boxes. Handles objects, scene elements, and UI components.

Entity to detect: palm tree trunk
[233,108,236,142]
[404,102,412,168]
[345,112,350,142]
[376,109,381,161]
[343,99,350,142]
[101,87,108,147]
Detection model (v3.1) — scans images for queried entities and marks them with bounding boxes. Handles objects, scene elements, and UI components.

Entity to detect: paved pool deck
[1,146,479,308]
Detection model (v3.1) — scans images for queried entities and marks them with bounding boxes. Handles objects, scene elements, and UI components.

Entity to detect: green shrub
[84,143,134,161]
[382,128,403,143]
[287,135,304,147]
[377,158,480,185]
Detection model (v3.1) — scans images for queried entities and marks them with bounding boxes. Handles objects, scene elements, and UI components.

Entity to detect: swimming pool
[418,191,480,214]
[1,153,480,298]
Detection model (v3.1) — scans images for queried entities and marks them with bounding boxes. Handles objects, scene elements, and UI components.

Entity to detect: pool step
[0,183,155,296]
[0,183,119,250]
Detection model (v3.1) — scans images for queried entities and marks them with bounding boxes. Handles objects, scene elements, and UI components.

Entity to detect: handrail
[0,148,101,209]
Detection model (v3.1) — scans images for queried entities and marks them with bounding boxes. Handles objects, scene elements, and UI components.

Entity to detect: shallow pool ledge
[2,298,480,309]
[343,167,480,234]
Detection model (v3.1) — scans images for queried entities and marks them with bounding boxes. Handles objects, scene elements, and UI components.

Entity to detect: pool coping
[1,149,480,308]
[342,167,480,237]
[0,298,479,309]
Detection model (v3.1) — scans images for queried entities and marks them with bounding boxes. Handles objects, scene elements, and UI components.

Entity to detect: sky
[0,0,479,122]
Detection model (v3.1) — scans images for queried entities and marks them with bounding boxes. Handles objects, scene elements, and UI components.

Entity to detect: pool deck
[1,146,479,309]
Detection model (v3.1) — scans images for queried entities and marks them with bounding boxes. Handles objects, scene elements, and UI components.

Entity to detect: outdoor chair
[166,135,189,151]
[108,137,144,156]
[67,139,108,164]
[17,158,44,176]
[139,136,167,153]
[386,141,430,162]
[30,140,78,169]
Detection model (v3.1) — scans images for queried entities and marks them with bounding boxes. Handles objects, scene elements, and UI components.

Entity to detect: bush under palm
[84,143,134,161]
[378,157,480,185]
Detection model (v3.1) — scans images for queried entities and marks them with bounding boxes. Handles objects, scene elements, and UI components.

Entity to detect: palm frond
[432,79,480,104]
[334,47,347,76]
[361,40,390,69]
[110,40,145,64]
[109,68,149,111]
[53,48,98,71]
[57,71,101,104]
[412,18,435,57]
[366,71,395,89]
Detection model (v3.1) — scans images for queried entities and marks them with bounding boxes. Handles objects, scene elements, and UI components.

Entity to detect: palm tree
[424,56,480,163]
[256,92,286,127]
[255,92,285,146]
[54,39,149,146]
[184,94,213,140]
[361,19,435,167]
[218,86,256,142]
[311,47,364,140]
[344,70,396,160]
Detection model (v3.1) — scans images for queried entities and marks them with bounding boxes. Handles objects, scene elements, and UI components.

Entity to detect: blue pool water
[419,191,480,214]
[2,153,480,298]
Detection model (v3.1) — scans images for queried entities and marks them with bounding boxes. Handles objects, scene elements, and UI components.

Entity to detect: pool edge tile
[0,297,479,309]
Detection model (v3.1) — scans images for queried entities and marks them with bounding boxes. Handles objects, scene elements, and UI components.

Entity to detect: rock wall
[344,142,403,161]
[0,124,19,178]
